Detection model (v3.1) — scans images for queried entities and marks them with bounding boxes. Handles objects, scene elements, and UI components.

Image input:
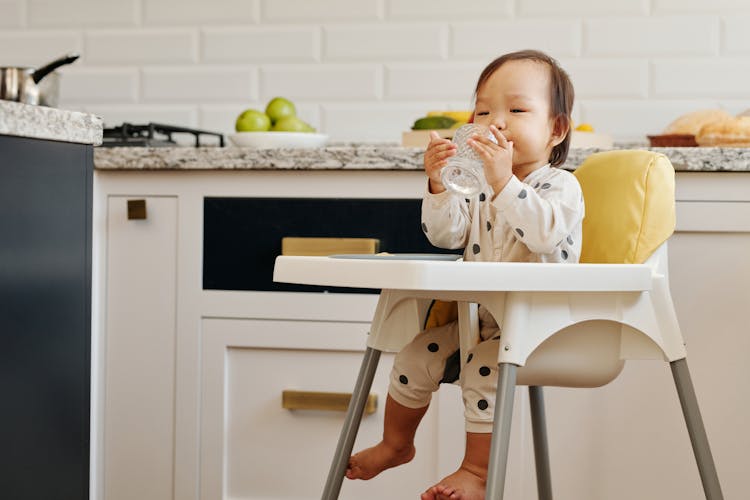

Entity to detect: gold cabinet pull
[281,237,380,256]
[282,390,378,415]
[127,199,147,220]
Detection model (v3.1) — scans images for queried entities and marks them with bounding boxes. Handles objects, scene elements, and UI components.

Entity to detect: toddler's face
[473,60,563,169]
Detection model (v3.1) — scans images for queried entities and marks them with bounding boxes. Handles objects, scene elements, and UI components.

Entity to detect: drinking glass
[440,123,497,196]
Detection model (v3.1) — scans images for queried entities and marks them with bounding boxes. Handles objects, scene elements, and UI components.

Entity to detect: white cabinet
[92,169,750,500]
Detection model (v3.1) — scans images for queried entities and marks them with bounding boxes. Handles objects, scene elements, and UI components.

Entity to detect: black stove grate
[101,122,225,147]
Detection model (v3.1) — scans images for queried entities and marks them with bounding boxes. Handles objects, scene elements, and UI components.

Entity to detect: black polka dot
[541,183,551,189]
[518,189,527,199]
[399,375,408,384]
[465,198,470,204]
[472,243,480,254]
[534,182,540,189]
[421,222,428,233]
[567,235,574,245]
[428,342,439,352]
[479,366,491,376]
[515,228,524,237]
[486,221,492,231]
[478,399,489,411]
[467,353,474,363]
[479,193,486,201]
[561,249,569,260]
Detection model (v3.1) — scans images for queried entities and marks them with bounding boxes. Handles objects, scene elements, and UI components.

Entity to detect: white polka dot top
[421,164,585,265]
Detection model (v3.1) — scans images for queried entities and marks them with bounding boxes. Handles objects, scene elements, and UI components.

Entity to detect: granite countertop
[0,100,102,145]
[94,142,750,172]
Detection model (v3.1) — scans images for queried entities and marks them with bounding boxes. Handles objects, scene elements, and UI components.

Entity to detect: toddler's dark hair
[474,50,574,167]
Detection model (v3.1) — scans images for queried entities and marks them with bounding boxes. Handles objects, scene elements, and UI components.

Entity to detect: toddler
[346,49,584,500]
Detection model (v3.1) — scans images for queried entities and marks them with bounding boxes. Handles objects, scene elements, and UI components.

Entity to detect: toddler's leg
[346,322,461,481]
[423,336,500,500]
[422,433,490,500]
[346,394,427,480]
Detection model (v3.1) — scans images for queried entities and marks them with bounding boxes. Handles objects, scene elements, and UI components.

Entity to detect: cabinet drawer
[202,197,456,293]
[199,318,459,500]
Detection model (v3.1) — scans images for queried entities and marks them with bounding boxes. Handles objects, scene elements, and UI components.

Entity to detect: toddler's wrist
[490,175,512,196]
[429,178,446,194]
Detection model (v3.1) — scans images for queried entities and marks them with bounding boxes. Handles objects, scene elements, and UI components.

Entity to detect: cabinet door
[103,196,178,500]
[200,318,465,500]
[0,136,92,500]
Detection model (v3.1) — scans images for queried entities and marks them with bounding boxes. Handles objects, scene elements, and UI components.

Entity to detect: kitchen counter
[0,100,102,145]
[94,143,750,172]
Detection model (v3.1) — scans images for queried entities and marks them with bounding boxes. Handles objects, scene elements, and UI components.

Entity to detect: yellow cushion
[574,150,675,264]
[423,300,458,330]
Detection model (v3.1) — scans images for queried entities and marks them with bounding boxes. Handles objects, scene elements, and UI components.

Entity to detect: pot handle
[32,53,80,83]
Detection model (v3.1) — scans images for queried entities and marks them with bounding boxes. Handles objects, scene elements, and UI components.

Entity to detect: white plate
[229,131,328,149]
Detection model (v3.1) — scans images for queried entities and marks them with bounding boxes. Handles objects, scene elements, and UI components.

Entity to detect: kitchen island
[92,143,749,500]
[0,100,102,500]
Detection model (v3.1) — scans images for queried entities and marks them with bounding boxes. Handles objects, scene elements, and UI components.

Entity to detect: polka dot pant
[389,320,502,433]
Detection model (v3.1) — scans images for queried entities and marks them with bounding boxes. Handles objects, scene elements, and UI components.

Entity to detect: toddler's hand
[468,124,513,193]
[423,131,456,194]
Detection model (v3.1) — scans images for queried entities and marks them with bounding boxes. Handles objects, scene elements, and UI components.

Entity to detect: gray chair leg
[529,386,553,500]
[322,347,382,500]
[485,363,518,500]
[670,358,724,500]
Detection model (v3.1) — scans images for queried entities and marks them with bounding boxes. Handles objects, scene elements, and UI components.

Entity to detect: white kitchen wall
[1,0,750,143]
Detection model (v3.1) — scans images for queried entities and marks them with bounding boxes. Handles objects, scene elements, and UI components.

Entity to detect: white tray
[330,253,461,261]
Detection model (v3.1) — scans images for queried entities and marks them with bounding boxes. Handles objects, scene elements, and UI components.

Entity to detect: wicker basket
[647,134,698,147]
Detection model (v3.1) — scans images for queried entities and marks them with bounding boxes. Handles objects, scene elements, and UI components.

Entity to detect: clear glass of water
[440,123,497,196]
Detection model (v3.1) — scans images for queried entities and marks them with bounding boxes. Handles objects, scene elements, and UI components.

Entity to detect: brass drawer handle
[282,390,378,415]
[127,199,147,220]
[281,237,380,256]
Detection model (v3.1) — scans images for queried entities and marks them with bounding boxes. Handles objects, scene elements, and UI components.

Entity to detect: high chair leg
[529,386,553,500]
[485,363,517,500]
[322,347,382,500]
[670,358,724,500]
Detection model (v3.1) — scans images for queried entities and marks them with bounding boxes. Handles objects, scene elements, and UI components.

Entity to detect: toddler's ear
[550,115,570,146]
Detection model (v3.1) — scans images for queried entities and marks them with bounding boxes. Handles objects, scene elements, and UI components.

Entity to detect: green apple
[271,116,315,132]
[235,109,271,132]
[265,97,296,124]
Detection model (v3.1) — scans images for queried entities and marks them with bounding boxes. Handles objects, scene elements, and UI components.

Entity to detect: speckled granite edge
[0,100,103,145]
[94,143,750,172]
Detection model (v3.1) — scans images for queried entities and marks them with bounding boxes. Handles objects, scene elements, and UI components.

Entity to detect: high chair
[273,150,723,499]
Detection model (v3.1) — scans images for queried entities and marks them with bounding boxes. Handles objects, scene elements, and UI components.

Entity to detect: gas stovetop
[101,122,225,147]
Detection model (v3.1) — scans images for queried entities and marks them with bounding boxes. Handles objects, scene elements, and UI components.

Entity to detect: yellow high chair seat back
[575,149,675,264]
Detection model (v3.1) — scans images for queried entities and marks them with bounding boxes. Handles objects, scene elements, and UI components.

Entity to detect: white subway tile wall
[0,1,24,28]
[2,0,750,142]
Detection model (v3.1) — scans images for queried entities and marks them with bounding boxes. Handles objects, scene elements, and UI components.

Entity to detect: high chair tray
[274,256,653,292]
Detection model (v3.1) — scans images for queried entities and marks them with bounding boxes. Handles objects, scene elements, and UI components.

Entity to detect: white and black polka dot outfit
[389,164,585,433]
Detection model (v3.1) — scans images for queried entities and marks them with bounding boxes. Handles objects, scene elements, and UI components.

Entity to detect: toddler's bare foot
[420,466,486,500]
[345,441,415,480]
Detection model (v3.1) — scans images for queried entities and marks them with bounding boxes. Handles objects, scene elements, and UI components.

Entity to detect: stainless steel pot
[0,53,80,106]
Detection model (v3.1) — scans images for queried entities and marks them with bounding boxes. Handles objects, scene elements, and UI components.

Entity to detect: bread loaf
[695,116,750,147]
[663,109,731,135]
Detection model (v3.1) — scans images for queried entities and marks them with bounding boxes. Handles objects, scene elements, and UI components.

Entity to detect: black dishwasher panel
[203,197,458,293]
